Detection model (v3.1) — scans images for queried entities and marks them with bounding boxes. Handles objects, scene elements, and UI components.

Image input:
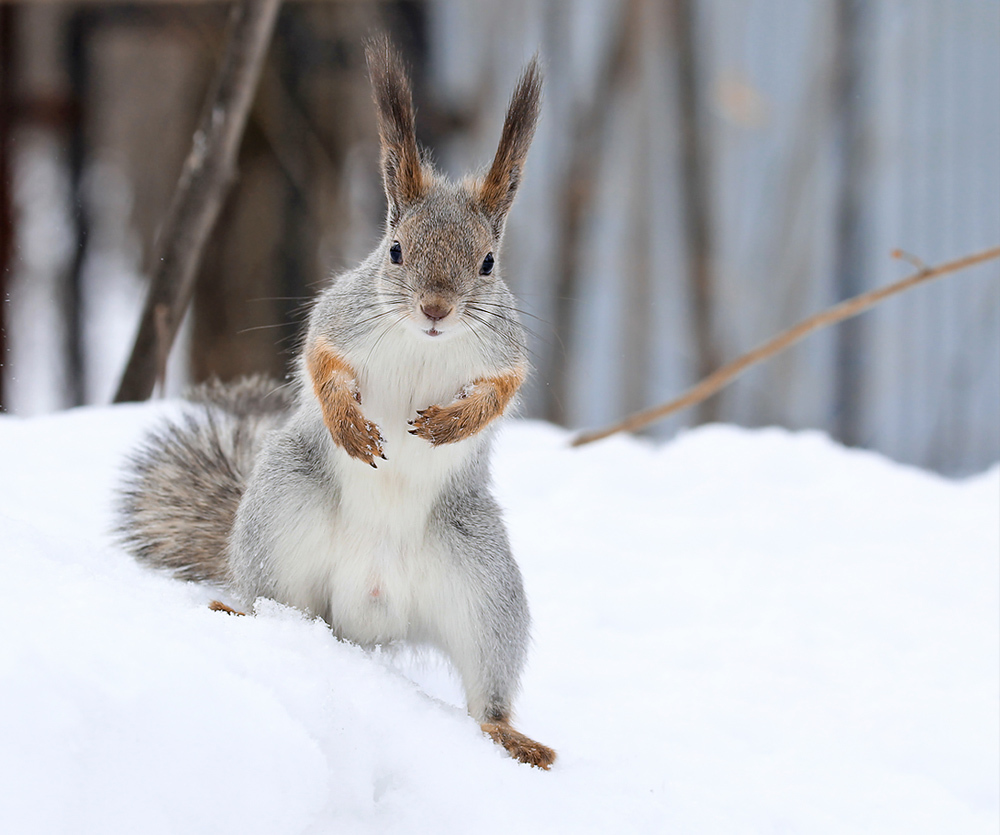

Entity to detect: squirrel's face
[383,188,501,340]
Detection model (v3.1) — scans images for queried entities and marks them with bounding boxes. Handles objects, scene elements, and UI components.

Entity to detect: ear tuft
[478,56,543,237]
[366,35,426,225]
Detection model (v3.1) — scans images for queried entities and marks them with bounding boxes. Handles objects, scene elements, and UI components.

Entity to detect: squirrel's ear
[366,35,426,227]
[478,56,542,238]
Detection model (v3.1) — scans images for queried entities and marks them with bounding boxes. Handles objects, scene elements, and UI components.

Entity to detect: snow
[1,403,997,834]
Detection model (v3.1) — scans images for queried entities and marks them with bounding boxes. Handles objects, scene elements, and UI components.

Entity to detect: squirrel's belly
[327,438,467,642]
[267,325,489,642]
[267,433,470,645]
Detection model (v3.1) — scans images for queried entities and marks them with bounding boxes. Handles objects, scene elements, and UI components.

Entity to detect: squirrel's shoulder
[306,259,380,346]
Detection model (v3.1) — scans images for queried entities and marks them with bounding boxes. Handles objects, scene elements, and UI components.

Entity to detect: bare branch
[891,248,927,272]
[114,0,282,403]
[571,246,1000,447]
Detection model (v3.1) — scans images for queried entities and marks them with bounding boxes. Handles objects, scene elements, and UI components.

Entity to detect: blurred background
[0,0,997,474]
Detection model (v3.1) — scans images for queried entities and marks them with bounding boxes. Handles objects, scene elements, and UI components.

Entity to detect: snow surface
[1,403,997,834]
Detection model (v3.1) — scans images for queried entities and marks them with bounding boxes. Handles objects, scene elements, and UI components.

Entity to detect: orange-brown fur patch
[208,600,246,616]
[481,720,556,770]
[409,365,525,445]
[307,338,385,466]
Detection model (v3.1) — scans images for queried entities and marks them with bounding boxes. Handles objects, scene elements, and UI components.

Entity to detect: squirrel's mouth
[408,314,448,338]
[415,298,454,338]
[409,303,455,338]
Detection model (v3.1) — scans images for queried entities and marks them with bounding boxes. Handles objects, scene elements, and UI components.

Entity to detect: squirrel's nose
[421,302,452,322]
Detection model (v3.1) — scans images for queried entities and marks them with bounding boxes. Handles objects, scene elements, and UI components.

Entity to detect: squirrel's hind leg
[481,719,556,769]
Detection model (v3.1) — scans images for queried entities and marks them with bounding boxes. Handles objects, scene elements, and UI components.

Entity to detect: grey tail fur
[116,376,295,583]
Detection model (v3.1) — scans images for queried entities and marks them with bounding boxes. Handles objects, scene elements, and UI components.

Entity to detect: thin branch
[892,248,927,272]
[571,245,1000,447]
[114,0,282,403]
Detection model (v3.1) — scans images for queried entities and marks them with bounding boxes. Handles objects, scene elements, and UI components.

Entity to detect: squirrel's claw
[409,404,461,445]
[408,407,436,444]
[409,379,503,446]
[328,406,386,466]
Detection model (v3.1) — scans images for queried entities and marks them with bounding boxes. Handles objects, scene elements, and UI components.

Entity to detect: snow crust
[1,404,997,834]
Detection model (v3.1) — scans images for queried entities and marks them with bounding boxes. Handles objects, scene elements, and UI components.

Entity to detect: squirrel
[117,36,554,769]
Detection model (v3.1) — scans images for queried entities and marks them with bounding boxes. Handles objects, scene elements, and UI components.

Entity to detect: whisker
[237,322,291,334]
[265,378,298,401]
[360,308,409,370]
[352,308,403,331]
[465,304,548,348]
[464,312,543,364]
[379,276,414,296]
[461,316,493,358]
[463,310,526,354]
[465,297,552,326]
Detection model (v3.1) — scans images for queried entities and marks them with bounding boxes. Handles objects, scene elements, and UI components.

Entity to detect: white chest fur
[272,324,491,645]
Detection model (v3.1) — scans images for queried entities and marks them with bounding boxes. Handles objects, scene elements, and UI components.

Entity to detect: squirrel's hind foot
[481,721,556,770]
[208,600,246,616]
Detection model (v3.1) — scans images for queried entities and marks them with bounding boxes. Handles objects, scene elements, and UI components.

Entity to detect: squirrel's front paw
[333,406,387,467]
[408,403,467,446]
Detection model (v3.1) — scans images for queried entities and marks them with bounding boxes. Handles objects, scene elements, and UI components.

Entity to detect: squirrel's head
[365,36,541,339]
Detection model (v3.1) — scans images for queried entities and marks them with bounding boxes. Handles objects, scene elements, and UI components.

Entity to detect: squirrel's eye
[389,241,403,264]
[480,252,495,276]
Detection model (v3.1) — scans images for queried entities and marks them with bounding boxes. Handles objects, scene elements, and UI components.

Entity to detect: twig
[570,245,1000,447]
[891,248,926,272]
[114,0,281,403]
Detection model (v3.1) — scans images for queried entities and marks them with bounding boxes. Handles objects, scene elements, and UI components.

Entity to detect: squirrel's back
[117,376,294,583]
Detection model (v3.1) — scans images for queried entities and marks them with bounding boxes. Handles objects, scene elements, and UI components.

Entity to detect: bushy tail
[117,376,295,583]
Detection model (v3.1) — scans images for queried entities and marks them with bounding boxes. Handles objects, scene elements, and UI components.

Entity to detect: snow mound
[1,405,997,834]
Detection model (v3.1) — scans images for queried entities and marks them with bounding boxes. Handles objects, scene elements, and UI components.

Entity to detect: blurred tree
[0,3,12,410]
[1,0,996,474]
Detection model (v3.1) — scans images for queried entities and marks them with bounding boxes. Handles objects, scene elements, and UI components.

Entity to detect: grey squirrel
[118,36,554,769]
